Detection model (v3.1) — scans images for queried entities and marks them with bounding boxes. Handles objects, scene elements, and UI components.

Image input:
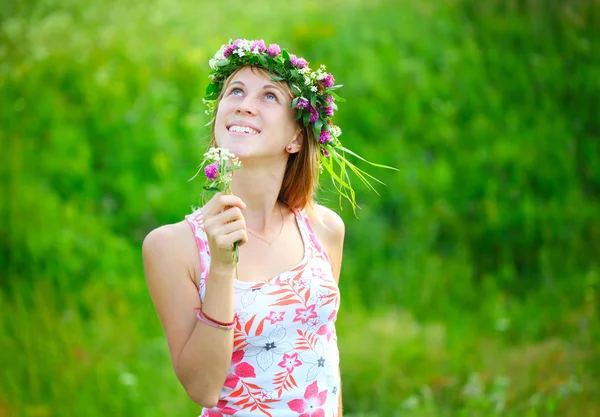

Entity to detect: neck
[230,160,287,231]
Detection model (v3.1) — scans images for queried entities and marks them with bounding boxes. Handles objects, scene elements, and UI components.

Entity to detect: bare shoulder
[142,220,198,284]
[308,204,345,282]
[310,204,345,241]
[143,220,193,257]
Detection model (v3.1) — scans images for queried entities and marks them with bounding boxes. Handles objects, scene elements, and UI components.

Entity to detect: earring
[287,145,292,151]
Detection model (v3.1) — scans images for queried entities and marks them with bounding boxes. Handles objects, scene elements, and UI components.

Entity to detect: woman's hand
[201,192,248,272]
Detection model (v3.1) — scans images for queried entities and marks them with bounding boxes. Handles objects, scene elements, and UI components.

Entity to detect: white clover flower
[252,47,260,55]
[310,86,318,92]
[330,125,342,137]
[234,49,246,57]
[304,76,313,86]
[213,45,226,60]
[237,39,251,51]
[209,58,217,70]
[204,147,241,166]
[315,66,327,80]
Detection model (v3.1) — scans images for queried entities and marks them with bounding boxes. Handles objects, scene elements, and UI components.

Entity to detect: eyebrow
[228,81,286,95]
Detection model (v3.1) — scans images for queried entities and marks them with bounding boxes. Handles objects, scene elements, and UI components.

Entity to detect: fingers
[214,229,248,250]
[202,193,248,257]
[203,192,246,217]
[204,205,245,232]
[216,219,246,236]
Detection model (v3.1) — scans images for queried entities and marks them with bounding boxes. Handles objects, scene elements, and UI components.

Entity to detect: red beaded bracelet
[195,306,235,330]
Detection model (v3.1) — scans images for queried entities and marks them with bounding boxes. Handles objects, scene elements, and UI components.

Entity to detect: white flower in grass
[401,395,420,410]
[119,372,137,386]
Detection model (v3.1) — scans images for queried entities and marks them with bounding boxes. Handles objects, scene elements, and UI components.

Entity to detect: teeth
[229,125,259,135]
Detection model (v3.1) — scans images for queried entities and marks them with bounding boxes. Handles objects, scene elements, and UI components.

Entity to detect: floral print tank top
[185,207,341,417]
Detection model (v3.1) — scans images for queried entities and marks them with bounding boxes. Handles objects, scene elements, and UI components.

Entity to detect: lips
[226,122,261,135]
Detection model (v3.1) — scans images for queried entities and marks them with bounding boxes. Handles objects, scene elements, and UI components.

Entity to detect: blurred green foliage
[1,0,598,415]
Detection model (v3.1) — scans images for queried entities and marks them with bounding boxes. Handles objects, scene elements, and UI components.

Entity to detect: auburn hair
[209,66,320,210]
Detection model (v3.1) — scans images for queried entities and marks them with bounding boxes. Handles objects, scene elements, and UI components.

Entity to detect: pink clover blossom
[296,97,309,110]
[309,106,319,123]
[267,43,281,56]
[322,73,335,88]
[319,130,332,144]
[251,40,266,53]
[223,44,235,58]
[296,57,308,69]
[204,162,219,181]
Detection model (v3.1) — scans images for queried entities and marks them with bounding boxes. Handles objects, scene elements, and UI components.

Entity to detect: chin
[213,138,249,161]
[215,131,259,158]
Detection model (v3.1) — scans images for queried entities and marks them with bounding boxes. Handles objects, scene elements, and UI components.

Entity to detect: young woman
[143,39,379,416]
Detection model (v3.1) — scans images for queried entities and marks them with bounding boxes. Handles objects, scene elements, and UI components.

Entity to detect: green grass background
[1,0,598,415]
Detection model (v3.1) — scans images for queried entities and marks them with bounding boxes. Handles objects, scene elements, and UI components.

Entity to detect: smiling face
[213,66,301,161]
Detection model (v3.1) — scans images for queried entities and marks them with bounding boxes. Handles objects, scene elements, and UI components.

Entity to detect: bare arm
[142,194,248,407]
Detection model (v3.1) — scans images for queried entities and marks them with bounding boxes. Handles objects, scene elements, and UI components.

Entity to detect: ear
[286,128,304,154]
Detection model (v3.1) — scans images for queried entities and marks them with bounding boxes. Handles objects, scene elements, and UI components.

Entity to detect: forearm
[177,267,236,406]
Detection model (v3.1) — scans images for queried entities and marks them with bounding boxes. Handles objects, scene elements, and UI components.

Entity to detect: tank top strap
[292,208,331,264]
[184,208,210,298]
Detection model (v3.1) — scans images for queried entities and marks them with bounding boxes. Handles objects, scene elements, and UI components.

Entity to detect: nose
[235,95,257,116]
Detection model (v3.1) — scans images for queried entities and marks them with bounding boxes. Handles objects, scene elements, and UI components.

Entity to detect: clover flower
[191,147,243,265]
[309,106,319,123]
[251,40,266,53]
[330,125,342,137]
[296,57,308,69]
[319,130,332,144]
[203,39,399,213]
[267,43,281,56]
[223,44,235,58]
[296,97,310,110]
[204,162,219,181]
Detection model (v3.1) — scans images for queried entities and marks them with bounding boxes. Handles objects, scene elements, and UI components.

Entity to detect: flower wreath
[203,38,394,210]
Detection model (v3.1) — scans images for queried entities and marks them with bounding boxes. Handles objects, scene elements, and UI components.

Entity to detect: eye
[230,88,243,96]
[265,92,278,101]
